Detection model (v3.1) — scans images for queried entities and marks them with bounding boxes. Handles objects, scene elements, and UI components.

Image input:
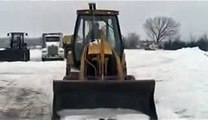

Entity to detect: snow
[0,50,65,119]
[0,47,207,119]
[60,109,148,120]
[126,47,208,119]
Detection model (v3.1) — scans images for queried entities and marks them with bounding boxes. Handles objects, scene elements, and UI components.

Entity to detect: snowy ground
[127,48,208,120]
[0,48,208,120]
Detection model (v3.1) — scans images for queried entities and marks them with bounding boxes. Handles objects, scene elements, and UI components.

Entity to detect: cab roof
[9,32,26,34]
[77,3,119,16]
[77,9,119,16]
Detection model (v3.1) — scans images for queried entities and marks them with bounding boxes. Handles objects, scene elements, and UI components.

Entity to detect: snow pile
[126,47,208,119]
[0,47,207,120]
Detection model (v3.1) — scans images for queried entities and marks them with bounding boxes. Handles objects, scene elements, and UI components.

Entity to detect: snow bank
[125,47,208,119]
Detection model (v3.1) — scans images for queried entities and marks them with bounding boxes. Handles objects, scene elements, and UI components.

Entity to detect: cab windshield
[74,15,123,61]
[12,34,23,43]
[45,37,60,42]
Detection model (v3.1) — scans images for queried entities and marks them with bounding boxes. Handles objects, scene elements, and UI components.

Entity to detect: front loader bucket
[52,80,158,120]
[0,49,30,61]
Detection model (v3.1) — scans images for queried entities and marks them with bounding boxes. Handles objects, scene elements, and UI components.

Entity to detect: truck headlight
[42,50,47,53]
[59,49,64,53]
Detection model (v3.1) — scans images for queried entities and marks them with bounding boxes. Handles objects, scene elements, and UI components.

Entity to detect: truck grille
[48,46,58,56]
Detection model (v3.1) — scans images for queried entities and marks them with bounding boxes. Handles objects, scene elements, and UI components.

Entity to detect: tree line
[123,16,208,51]
[162,34,208,51]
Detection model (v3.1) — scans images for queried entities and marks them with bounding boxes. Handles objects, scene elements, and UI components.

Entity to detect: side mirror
[25,33,28,36]
[7,33,9,36]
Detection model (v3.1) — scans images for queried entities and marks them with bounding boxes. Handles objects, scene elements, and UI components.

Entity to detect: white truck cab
[41,33,64,61]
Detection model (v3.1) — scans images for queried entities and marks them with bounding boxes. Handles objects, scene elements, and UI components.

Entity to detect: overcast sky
[0,1,208,40]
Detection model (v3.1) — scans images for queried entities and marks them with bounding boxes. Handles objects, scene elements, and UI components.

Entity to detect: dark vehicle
[0,32,30,61]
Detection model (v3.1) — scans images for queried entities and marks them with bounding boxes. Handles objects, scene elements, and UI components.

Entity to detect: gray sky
[0,1,208,40]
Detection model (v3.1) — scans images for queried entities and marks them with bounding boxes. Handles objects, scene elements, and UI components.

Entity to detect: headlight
[59,50,64,53]
[59,49,64,53]
[42,50,47,53]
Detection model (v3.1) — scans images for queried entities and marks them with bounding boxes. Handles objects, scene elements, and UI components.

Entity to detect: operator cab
[42,33,63,47]
[7,32,28,49]
[72,3,124,67]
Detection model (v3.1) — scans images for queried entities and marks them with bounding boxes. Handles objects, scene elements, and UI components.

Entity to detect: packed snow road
[0,50,65,120]
[0,48,207,120]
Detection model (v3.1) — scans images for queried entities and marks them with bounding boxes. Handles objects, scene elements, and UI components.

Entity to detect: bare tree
[144,16,180,44]
[124,32,140,49]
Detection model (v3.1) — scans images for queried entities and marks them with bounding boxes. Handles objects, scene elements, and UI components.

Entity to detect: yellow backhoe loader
[53,3,158,120]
